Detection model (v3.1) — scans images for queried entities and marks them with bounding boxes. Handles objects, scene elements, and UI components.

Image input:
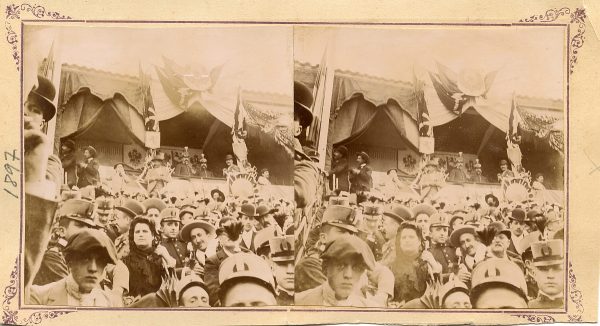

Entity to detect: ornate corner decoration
[519,7,587,75]
[5,3,71,71]
[3,258,74,325]
[567,261,584,322]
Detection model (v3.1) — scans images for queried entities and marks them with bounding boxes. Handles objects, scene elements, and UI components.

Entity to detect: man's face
[114,210,132,234]
[363,216,379,233]
[415,214,430,236]
[222,282,277,307]
[62,219,89,240]
[69,251,110,294]
[500,164,508,172]
[491,234,510,256]
[320,225,350,246]
[474,287,528,308]
[272,260,294,292]
[510,220,525,237]
[533,263,564,296]
[333,151,342,160]
[459,233,477,257]
[24,100,44,130]
[83,150,91,159]
[381,216,400,241]
[161,221,180,238]
[263,171,270,178]
[226,159,233,167]
[240,215,253,232]
[537,175,544,183]
[181,213,194,226]
[443,291,472,309]
[325,257,366,300]
[146,208,160,222]
[429,226,449,244]
[180,286,210,307]
[293,115,302,137]
[190,227,209,250]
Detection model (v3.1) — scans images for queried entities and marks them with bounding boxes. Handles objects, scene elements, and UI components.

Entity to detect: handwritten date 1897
[4,149,19,199]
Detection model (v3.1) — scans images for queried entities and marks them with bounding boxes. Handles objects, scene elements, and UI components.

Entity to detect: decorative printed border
[2,259,74,325]
[1,3,590,324]
[4,3,71,71]
[518,7,587,75]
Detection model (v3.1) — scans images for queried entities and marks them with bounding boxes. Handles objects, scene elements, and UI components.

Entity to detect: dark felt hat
[321,235,375,271]
[63,228,117,265]
[27,75,56,121]
[294,81,314,128]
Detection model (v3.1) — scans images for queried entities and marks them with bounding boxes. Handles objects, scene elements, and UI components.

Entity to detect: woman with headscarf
[389,222,435,305]
[120,217,176,298]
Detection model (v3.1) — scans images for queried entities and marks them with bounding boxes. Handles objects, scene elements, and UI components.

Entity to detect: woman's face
[398,228,421,254]
[83,150,91,159]
[134,223,154,249]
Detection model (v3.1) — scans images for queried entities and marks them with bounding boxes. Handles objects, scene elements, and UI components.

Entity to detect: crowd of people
[293,81,565,309]
[24,75,295,308]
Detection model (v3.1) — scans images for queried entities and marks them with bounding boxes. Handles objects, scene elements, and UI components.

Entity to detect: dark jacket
[349,164,373,194]
[122,246,165,297]
[77,157,100,188]
[329,157,350,192]
[204,249,230,306]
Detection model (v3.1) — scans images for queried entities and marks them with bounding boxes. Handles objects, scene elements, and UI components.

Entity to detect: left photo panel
[22,23,295,308]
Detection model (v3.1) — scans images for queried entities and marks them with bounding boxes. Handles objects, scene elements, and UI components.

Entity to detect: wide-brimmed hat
[412,203,436,218]
[449,225,476,247]
[143,198,167,213]
[27,75,56,121]
[210,189,225,202]
[484,194,500,207]
[180,220,216,242]
[294,81,314,128]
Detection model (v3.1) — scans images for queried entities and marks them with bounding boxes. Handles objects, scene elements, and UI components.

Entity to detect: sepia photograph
[22,24,295,308]
[294,25,566,309]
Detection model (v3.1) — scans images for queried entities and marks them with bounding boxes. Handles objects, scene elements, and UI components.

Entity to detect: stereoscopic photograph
[294,25,566,310]
[22,24,295,308]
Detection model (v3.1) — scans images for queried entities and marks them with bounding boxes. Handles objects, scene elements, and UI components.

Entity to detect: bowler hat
[180,220,216,242]
[27,75,56,121]
[509,208,526,223]
[224,154,235,161]
[294,81,314,128]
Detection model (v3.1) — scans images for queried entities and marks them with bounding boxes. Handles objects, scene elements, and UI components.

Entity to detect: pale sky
[23,24,293,96]
[294,25,565,100]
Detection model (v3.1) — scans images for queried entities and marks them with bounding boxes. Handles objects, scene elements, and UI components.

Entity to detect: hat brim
[29,92,56,121]
[295,102,314,127]
[449,226,476,247]
[322,221,358,234]
[383,212,405,224]
[114,207,136,218]
[62,215,96,228]
[180,221,216,242]
[271,255,295,262]
[532,259,564,267]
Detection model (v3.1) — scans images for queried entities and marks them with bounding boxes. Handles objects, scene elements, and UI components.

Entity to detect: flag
[307,46,330,148]
[507,93,520,142]
[233,87,246,133]
[140,63,159,133]
[429,71,470,116]
[38,41,55,80]
[413,67,432,138]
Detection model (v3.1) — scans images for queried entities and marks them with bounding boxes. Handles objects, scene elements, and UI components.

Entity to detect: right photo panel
[293,25,565,310]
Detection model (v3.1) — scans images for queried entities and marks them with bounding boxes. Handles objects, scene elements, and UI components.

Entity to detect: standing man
[497,159,515,181]
[223,154,241,175]
[159,207,188,272]
[77,146,100,189]
[180,219,215,279]
[140,152,171,197]
[33,199,96,286]
[349,152,373,204]
[295,235,377,307]
[195,154,214,178]
[269,235,295,306]
[379,204,412,267]
[508,208,527,255]
[427,213,458,281]
[295,197,358,292]
[29,229,120,307]
[528,239,564,308]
